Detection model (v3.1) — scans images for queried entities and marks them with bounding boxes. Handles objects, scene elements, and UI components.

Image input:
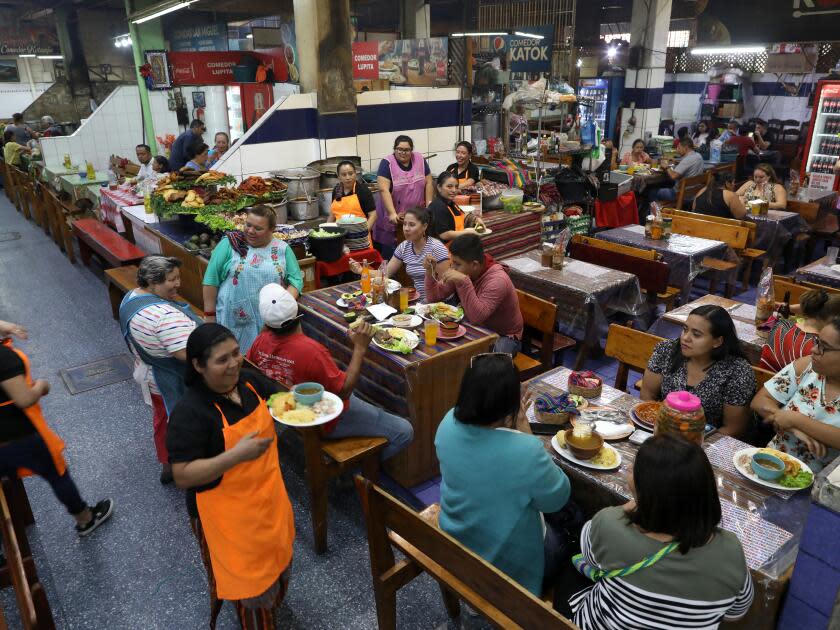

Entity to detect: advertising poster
[352,42,379,79]
[376,37,448,86]
[506,26,554,73]
[0,24,60,56]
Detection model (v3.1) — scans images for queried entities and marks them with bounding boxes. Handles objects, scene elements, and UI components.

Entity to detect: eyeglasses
[394,147,412,153]
[813,338,840,355]
[470,352,514,367]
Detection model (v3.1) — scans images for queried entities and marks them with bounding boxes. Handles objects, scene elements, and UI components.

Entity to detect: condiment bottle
[644,215,655,239]
[657,391,706,446]
[778,291,791,319]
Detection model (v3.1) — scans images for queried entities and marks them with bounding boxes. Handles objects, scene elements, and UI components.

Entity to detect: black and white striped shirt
[570,508,754,630]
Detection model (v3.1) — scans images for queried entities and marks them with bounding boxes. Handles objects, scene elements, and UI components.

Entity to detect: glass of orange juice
[399,288,409,312]
[424,320,439,345]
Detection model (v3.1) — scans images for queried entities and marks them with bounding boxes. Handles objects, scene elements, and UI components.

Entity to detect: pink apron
[372,151,427,247]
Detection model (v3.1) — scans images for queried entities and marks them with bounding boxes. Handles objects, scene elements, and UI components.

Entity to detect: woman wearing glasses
[434,353,571,596]
[752,319,840,472]
[372,135,434,259]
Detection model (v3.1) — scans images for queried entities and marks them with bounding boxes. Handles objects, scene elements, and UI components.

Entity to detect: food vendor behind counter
[446,141,479,189]
[427,172,485,243]
[329,161,377,234]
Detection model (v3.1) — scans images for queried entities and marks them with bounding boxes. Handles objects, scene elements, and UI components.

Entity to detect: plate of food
[267,391,343,427]
[733,447,814,491]
[437,321,467,341]
[337,290,366,309]
[417,303,464,323]
[474,226,492,236]
[389,313,423,329]
[551,431,622,470]
[631,401,660,430]
[372,327,419,354]
[572,409,634,441]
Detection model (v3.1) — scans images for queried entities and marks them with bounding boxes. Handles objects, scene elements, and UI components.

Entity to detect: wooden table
[526,366,811,629]
[299,282,498,487]
[796,256,840,289]
[649,294,764,365]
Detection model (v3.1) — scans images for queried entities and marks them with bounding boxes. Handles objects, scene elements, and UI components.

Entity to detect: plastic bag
[755,267,775,336]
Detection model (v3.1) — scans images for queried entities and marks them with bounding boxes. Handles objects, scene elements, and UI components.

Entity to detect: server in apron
[0,321,113,536]
[329,161,377,248]
[445,141,479,189]
[167,324,294,629]
[427,172,485,244]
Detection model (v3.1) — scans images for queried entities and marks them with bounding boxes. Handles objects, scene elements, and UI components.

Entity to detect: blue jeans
[326,394,414,461]
[493,335,522,356]
[656,186,677,202]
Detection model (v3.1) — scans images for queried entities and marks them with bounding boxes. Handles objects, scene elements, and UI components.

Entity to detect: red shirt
[725,135,757,158]
[247,331,348,432]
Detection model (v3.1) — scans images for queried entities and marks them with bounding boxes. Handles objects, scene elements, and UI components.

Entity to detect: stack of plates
[337,216,371,251]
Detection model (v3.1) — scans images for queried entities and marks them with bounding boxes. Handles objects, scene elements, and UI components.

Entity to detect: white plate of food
[416,302,464,323]
[388,314,423,329]
[474,227,493,237]
[630,401,660,431]
[267,391,343,427]
[551,432,622,471]
[372,327,419,354]
[732,447,814,491]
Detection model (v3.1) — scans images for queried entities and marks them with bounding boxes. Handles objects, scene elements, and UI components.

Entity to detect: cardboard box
[717,103,744,119]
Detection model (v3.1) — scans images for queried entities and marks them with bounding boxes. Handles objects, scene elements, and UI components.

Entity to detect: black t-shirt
[0,344,36,443]
[694,187,732,219]
[427,195,464,240]
[332,178,377,216]
[166,368,281,517]
[446,162,479,184]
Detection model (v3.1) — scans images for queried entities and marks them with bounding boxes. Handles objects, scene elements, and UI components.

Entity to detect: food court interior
[2,0,840,628]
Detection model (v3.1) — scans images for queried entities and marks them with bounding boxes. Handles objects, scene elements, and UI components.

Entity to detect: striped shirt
[570,507,753,630]
[759,319,815,373]
[394,237,449,302]
[127,290,197,393]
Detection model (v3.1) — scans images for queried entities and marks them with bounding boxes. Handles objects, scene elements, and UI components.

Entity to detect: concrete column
[125,0,165,153]
[619,0,672,154]
[401,0,429,39]
[54,5,95,119]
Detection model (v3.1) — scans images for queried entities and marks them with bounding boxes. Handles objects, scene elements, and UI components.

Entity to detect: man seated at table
[424,233,523,355]
[134,144,155,181]
[749,119,781,170]
[247,283,413,460]
[655,136,705,203]
[723,121,759,160]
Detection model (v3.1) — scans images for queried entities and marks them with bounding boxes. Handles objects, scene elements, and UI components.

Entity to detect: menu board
[353,38,448,86]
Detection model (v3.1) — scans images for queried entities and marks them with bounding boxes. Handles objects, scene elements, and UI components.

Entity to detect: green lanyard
[573,541,679,582]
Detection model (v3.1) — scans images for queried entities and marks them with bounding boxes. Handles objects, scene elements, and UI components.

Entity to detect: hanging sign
[0,25,60,56]
[352,42,379,79]
[506,25,554,73]
[168,22,228,52]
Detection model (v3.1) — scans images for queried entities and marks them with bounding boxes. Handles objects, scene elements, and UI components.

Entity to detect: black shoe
[160,466,174,485]
[76,499,114,537]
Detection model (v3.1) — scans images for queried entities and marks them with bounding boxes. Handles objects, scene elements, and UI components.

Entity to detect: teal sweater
[434,409,571,595]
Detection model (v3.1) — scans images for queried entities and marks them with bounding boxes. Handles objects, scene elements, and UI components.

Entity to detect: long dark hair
[669,305,745,372]
[627,434,721,554]
[153,155,170,172]
[454,354,520,426]
[185,324,237,387]
[703,171,735,205]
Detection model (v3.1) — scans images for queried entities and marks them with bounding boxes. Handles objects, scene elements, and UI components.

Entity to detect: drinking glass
[827,247,839,265]
[424,320,439,345]
[399,288,409,312]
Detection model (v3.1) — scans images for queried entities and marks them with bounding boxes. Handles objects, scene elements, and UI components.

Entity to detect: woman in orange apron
[427,172,485,244]
[0,321,113,536]
[445,141,479,189]
[167,323,294,629]
[329,161,377,248]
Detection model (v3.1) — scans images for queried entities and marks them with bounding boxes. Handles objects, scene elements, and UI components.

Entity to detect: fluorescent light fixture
[450,32,507,37]
[576,58,583,67]
[246,33,253,39]
[607,46,617,59]
[513,31,544,39]
[19,54,36,58]
[691,46,765,55]
[132,0,198,24]
[37,55,63,59]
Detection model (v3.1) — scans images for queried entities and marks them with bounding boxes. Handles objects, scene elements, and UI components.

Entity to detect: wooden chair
[753,365,775,391]
[43,190,78,263]
[604,324,665,392]
[675,172,711,210]
[514,289,573,380]
[771,276,840,305]
[354,476,578,630]
[11,168,32,220]
[5,164,21,212]
[710,163,736,179]
[0,477,55,629]
[788,199,836,264]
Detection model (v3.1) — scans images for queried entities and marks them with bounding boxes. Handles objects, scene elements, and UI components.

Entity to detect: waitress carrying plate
[268,391,343,428]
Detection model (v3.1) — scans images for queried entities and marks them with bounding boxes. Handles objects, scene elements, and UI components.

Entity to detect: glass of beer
[399,288,410,312]
[424,320,439,345]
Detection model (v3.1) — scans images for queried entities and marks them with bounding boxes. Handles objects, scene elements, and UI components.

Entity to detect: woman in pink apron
[372,135,434,259]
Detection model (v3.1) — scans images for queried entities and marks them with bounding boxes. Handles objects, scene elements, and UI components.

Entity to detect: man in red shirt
[723,121,759,159]
[247,284,413,460]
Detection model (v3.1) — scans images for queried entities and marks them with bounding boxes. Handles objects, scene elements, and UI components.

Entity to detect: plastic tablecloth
[796,256,840,289]
[749,210,810,266]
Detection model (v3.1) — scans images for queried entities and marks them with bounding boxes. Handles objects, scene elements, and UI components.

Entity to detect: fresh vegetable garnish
[309,228,342,238]
[779,470,813,489]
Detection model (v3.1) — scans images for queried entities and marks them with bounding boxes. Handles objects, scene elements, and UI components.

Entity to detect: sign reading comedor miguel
[695,0,840,44]
[0,25,61,55]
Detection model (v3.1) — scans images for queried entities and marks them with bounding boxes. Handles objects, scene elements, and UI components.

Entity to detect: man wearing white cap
[247,284,413,459]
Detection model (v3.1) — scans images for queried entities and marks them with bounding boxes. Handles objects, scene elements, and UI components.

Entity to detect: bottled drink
[778,291,791,319]
[360,259,371,293]
[144,191,152,215]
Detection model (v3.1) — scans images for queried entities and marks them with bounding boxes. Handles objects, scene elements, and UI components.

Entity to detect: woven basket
[537,410,570,425]
[569,382,602,399]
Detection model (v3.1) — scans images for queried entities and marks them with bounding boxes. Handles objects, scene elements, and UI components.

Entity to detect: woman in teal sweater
[435,354,571,595]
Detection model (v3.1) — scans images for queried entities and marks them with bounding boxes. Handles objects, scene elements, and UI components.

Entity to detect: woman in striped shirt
[352,207,449,302]
[570,434,753,629]
[760,289,840,373]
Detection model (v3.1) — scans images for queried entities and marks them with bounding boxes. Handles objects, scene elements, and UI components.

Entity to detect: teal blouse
[203,236,303,293]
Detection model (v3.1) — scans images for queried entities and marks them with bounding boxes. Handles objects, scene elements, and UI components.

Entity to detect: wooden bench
[103,265,202,320]
[72,218,145,269]
[354,476,578,629]
[604,324,665,392]
[514,289,574,379]
[0,477,54,629]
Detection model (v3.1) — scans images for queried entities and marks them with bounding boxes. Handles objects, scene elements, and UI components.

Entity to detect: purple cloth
[372,152,428,248]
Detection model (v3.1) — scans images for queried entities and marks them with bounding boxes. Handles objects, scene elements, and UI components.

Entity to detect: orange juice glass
[424,320,439,345]
[399,288,409,311]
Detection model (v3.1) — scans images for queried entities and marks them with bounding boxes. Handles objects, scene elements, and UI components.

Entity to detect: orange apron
[331,182,371,247]
[195,382,294,601]
[0,339,66,478]
[449,203,466,231]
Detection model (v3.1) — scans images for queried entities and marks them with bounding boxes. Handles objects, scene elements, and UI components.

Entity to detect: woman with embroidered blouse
[642,305,756,436]
[752,319,840,473]
[735,164,787,211]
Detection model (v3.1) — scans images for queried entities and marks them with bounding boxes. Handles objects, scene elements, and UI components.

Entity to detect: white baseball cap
[259,283,299,329]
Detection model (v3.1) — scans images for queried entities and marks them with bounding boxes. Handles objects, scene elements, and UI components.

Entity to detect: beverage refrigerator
[801,79,840,191]
[225,83,274,142]
[577,77,625,144]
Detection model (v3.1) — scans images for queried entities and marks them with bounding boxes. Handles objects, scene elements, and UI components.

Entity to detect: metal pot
[288,197,319,221]
[267,198,288,225]
[272,167,321,200]
[318,190,333,216]
[307,156,362,190]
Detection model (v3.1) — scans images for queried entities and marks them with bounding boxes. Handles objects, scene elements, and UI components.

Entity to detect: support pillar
[125,0,165,154]
[54,5,94,119]
[619,0,672,155]
[401,0,430,39]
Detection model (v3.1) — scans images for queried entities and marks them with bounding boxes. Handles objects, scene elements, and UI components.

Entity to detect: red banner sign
[352,42,379,80]
[168,51,287,85]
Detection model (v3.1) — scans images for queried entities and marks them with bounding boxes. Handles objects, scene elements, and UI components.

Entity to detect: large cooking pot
[266,199,288,225]
[288,197,319,221]
[272,167,320,200]
[318,190,333,217]
[307,156,362,191]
